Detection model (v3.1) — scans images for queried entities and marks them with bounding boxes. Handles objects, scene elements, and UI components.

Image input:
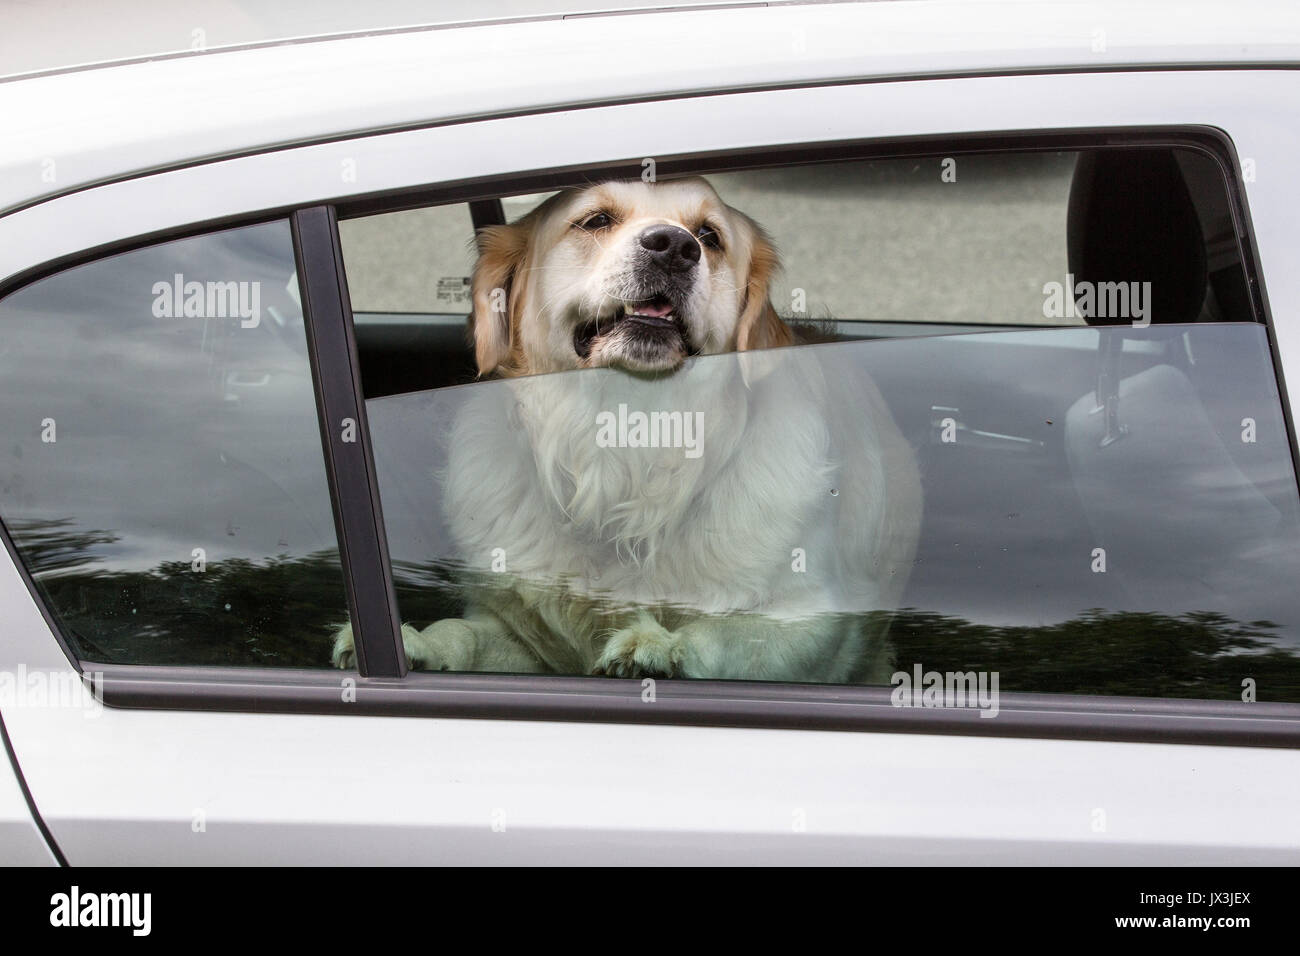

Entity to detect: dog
[333,176,921,682]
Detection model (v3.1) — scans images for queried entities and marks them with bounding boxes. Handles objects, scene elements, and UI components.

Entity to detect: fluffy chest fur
[447,356,842,613]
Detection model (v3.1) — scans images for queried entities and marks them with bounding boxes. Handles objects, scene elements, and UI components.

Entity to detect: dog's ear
[735,220,794,352]
[470,221,531,376]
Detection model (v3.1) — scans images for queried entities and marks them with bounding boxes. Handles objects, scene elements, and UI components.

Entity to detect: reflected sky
[0,221,340,574]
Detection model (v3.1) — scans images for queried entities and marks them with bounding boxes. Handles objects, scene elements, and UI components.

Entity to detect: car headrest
[1067,149,1207,326]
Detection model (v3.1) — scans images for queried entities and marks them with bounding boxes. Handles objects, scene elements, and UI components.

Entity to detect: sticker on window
[436,276,472,310]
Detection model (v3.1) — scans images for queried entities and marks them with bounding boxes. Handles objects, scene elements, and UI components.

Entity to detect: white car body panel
[3,0,1300,214]
[0,736,56,865]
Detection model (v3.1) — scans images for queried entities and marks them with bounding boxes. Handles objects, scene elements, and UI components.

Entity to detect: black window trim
[3,124,1299,747]
[93,665,1300,749]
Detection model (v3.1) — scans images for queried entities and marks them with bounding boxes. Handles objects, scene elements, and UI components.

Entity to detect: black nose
[638,224,701,271]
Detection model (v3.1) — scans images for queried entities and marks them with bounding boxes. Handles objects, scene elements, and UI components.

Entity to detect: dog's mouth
[573,294,695,365]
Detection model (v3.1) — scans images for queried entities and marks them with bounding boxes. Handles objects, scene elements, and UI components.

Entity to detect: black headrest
[1067,150,1207,326]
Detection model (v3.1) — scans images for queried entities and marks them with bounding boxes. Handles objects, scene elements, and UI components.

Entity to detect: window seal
[92,665,1300,749]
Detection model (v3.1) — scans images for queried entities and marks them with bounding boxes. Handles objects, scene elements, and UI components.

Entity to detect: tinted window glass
[365,327,1300,698]
[0,221,349,667]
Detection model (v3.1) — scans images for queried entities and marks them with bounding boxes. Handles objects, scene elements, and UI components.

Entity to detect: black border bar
[292,206,406,677]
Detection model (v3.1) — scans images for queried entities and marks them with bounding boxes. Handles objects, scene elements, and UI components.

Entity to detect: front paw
[593,615,686,678]
[402,619,475,671]
[331,622,357,669]
[330,620,472,671]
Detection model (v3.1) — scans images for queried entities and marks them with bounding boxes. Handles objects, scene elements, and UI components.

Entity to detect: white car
[2,0,1300,866]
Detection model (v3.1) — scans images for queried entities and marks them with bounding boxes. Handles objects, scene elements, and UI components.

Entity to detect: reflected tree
[4,525,1297,699]
[8,518,346,667]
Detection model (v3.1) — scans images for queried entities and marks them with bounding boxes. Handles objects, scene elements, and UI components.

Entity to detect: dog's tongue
[632,299,674,318]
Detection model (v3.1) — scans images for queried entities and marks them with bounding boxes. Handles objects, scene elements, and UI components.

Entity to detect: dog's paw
[593,616,686,678]
[331,622,357,669]
[402,619,475,671]
[331,620,473,670]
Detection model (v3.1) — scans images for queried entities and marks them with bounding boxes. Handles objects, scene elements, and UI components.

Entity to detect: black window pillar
[292,206,406,678]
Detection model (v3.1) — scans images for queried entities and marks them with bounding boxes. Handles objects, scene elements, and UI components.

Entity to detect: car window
[337,146,1300,700]
[0,221,350,668]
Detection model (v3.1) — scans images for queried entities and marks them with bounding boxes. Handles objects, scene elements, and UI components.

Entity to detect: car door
[3,68,1300,865]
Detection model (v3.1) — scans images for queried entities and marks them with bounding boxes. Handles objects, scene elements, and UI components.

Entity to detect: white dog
[334,177,921,682]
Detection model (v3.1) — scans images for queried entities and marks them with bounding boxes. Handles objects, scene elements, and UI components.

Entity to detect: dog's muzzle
[573,224,705,366]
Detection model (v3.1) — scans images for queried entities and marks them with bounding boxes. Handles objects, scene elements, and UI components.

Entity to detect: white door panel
[0,722,57,865]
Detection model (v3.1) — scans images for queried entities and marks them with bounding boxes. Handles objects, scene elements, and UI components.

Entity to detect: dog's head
[469,177,792,377]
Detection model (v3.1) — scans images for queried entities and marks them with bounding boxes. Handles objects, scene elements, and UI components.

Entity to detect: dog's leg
[403,613,544,672]
[592,610,894,683]
[330,622,359,669]
[675,612,895,684]
[330,613,543,673]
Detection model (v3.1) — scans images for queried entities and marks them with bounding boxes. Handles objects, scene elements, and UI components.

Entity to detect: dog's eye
[577,212,614,231]
[696,222,723,250]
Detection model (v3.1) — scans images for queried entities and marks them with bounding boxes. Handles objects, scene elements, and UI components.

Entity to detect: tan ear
[470,222,531,376]
[735,221,793,352]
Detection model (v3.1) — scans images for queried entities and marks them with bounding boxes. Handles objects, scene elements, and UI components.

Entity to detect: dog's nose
[638,224,701,271]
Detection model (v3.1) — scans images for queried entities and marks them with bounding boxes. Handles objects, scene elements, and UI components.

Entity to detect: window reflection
[0,222,347,666]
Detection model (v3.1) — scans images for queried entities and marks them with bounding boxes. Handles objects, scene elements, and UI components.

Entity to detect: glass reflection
[0,221,346,666]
